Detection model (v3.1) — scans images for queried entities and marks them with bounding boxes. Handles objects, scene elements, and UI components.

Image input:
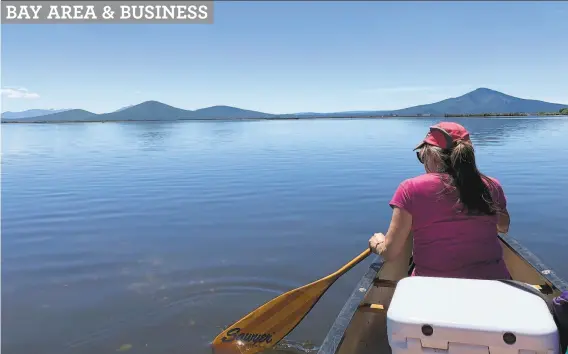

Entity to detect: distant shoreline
[2,112,567,124]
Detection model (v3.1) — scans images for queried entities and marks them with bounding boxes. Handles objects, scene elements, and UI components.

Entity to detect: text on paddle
[221,328,273,344]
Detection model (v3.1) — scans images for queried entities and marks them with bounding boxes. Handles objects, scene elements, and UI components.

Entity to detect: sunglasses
[416,151,423,164]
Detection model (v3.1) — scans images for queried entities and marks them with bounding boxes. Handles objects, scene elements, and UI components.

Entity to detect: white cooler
[387,276,560,354]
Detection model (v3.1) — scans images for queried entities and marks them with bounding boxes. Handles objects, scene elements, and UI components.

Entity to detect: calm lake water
[2,117,568,354]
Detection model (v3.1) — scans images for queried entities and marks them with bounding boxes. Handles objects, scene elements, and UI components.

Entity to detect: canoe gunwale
[499,234,568,292]
[316,255,384,354]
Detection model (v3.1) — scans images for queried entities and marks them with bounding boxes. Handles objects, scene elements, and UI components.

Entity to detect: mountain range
[1,108,72,119]
[2,88,567,122]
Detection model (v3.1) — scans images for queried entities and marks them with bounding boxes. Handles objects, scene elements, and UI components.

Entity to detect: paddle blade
[211,280,331,354]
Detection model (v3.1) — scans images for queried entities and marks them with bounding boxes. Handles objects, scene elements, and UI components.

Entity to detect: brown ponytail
[447,140,497,215]
[422,141,498,216]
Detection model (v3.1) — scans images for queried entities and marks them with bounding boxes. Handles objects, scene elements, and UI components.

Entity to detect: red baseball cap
[414,122,471,150]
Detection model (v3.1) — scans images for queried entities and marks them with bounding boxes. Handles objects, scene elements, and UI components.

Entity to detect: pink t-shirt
[390,173,511,280]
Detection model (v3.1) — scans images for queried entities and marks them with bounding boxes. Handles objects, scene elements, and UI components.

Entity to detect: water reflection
[448,117,560,148]
[207,122,244,141]
[388,117,561,148]
[138,131,169,151]
[109,122,175,151]
[2,117,568,354]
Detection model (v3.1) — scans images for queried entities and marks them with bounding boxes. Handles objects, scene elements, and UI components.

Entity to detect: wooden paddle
[211,248,372,354]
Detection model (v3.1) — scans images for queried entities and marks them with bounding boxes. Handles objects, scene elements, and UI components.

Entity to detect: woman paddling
[368,122,511,279]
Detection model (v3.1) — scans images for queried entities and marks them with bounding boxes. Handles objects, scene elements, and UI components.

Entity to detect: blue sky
[2,1,568,114]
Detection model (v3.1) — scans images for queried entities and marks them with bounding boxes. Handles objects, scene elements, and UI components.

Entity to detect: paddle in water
[211,248,371,354]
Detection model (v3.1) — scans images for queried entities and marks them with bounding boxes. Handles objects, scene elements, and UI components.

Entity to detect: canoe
[317,234,568,354]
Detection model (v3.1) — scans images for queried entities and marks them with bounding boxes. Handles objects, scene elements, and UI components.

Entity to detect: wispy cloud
[1,87,40,99]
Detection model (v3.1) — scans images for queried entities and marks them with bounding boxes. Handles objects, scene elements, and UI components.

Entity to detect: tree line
[446,108,568,117]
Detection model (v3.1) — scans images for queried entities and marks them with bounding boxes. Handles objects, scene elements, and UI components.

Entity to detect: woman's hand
[368,232,386,254]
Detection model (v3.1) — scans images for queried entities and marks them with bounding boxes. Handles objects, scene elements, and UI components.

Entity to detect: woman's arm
[490,178,509,234]
[369,206,412,261]
[497,208,510,234]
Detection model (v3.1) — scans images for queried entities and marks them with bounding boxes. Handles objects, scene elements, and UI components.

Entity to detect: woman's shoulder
[482,175,504,189]
[404,173,445,185]
[399,173,445,191]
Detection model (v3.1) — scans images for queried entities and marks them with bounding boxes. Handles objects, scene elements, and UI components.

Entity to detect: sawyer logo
[221,328,273,344]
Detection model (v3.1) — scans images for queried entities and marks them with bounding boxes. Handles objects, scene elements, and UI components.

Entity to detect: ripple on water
[51,264,303,352]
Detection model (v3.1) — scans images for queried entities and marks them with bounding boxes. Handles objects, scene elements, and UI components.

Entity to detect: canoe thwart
[373,279,398,288]
[358,303,385,313]
[533,284,554,295]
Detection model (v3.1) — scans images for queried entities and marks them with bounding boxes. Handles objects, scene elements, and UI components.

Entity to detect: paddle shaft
[324,248,372,283]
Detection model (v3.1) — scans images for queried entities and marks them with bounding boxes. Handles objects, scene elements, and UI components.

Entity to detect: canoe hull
[317,235,567,354]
